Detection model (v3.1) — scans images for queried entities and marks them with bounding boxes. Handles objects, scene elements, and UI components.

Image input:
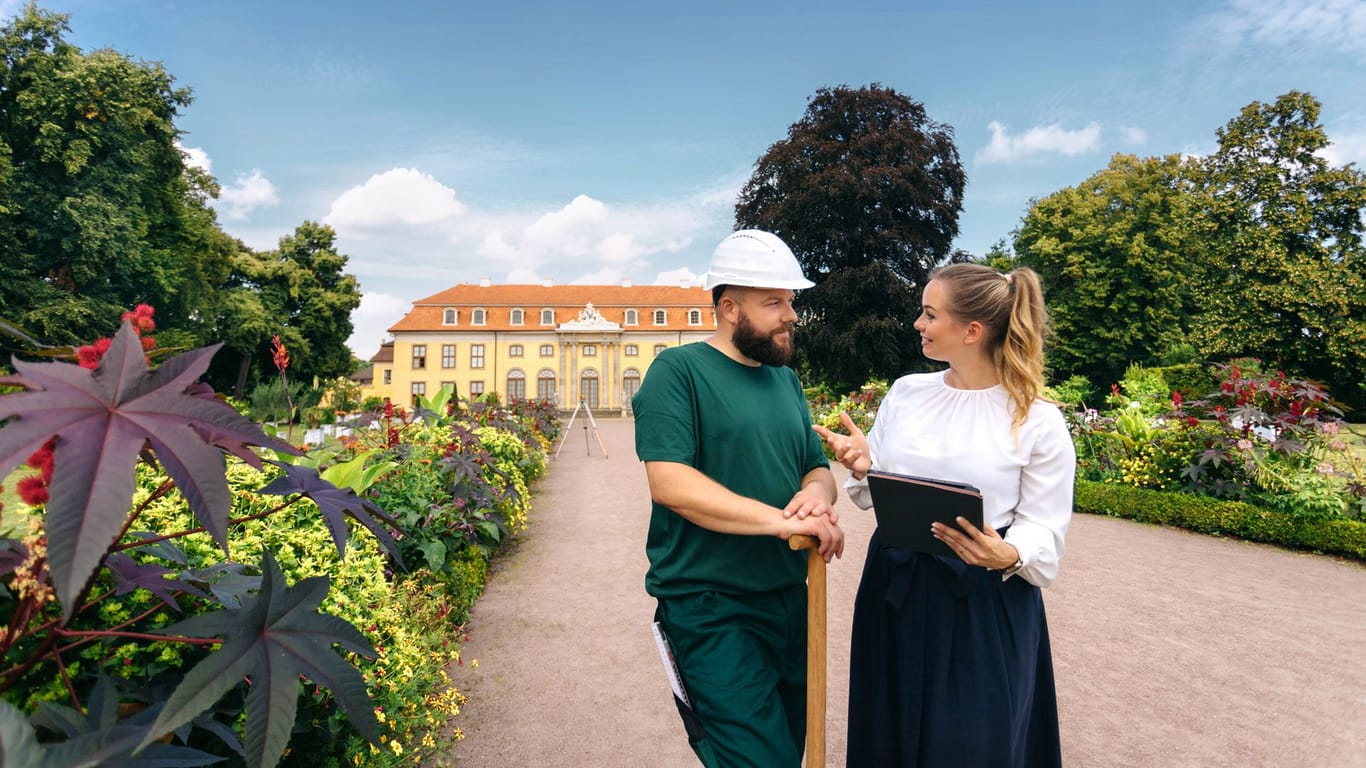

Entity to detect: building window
[583,344,597,357]
[540,308,554,325]
[441,344,456,368]
[443,308,457,325]
[472,308,486,326]
[440,381,456,396]
[506,369,526,401]
[510,308,524,325]
[624,309,638,326]
[412,345,427,369]
[653,309,666,325]
[471,344,485,369]
[509,344,523,357]
[411,381,426,406]
[654,344,666,356]
[688,309,702,325]
[625,344,638,356]
[580,369,600,409]
[540,344,554,357]
[623,368,642,402]
[537,369,556,403]
[382,369,392,385]
[469,380,484,397]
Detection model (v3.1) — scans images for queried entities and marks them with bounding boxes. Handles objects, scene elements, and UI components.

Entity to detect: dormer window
[624,309,639,326]
[653,309,666,326]
[472,308,486,326]
[541,308,554,325]
[688,309,702,325]
[443,308,457,325]
[510,308,525,325]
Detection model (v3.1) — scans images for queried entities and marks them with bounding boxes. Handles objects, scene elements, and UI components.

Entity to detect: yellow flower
[390,739,403,756]
[471,659,479,668]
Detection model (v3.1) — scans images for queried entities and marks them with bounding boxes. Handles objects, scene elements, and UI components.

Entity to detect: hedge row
[1073,479,1366,562]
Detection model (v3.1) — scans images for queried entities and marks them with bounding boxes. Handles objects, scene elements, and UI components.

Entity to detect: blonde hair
[929,263,1049,432]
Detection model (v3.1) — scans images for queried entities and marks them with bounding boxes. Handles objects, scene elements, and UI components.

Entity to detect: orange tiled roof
[389,283,715,333]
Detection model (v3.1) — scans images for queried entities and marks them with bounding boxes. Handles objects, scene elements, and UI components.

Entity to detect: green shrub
[1045,374,1094,408]
[1150,362,1216,400]
[1074,479,1366,560]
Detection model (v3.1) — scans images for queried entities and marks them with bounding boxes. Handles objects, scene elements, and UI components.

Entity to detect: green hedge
[1074,479,1366,561]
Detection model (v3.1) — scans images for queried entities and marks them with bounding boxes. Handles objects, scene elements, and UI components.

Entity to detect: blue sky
[6,0,1366,357]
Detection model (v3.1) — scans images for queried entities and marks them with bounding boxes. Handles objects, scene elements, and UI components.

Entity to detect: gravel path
[448,416,1366,767]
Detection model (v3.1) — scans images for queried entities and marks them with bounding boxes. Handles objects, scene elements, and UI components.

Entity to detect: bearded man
[632,230,845,768]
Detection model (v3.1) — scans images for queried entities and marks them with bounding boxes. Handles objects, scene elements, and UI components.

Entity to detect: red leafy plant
[0,320,395,766]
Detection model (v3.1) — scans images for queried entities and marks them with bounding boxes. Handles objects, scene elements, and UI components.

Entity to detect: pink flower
[1236,439,1253,451]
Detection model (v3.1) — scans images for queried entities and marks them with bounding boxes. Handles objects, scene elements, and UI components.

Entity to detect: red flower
[120,304,156,335]
[271,335,290,371]
[1171,390,1183,409]
[75,337,113,370]
[27,439,56,478]
[140,335,156,352]
[17,475,49,506]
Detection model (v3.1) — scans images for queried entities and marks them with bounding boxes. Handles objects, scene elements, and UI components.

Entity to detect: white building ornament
[560,302,621,333]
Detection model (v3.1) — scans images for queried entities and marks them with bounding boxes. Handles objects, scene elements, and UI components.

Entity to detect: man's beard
[733,310,794,367]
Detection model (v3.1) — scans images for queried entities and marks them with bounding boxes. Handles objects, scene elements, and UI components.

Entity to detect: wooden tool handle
[788,534,826,768]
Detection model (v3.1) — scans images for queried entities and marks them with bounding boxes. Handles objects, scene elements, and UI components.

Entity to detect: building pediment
[558,303,622,333]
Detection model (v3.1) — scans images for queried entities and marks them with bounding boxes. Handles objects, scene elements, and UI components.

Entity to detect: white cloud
[570,266,627,285]
[178,143,212,173]
[1319,129,1366,168]
[1120,127,1149,146]
[975,121,1102,165]
[0,1,23,22]
[1197,0,1366,60]
[218,170,280,221]
[653,267,702,287]
[346,291,411,358]
[324,167,467,229]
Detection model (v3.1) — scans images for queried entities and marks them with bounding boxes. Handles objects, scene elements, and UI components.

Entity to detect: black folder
[866,469,984,559]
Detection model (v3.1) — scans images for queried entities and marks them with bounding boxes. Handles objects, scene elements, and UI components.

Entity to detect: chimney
[542,279,554,287]
[621,279,632,288]
[479,278,491,288]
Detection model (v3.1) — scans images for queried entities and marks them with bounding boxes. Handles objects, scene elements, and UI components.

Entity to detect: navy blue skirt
[846,529,1062,768]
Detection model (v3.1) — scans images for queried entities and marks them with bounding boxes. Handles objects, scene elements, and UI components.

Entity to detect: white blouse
[845,370,1076,588]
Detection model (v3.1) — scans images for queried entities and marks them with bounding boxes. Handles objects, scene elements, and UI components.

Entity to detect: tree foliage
[1187,91,1366,413]
[735,83,966,391]
[209,222,362,392]
[0,6,223,346]
[1014,153,1200,388]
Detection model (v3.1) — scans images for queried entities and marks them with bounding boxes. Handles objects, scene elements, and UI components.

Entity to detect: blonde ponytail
[929,264,1050,433]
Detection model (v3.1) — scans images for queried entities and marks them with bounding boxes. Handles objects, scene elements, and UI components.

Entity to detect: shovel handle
[788,534,826,768]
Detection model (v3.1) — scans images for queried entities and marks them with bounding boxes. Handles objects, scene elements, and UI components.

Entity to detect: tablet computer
[866,469,984,559]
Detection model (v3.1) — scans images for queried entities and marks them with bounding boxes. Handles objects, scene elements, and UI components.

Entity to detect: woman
[815,263,1075,767]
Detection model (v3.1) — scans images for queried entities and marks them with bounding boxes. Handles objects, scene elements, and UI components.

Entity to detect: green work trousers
[655,585,807,768]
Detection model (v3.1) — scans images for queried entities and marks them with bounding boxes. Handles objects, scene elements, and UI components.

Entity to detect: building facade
[361,281,715,413]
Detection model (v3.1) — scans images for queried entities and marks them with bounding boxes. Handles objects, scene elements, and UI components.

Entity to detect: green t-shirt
[632,342,829,598]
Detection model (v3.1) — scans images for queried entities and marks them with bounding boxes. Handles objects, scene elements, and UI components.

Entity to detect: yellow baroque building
[361,281,715,413]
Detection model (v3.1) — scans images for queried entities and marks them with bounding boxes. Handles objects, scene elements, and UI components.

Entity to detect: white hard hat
[702,230,815,291]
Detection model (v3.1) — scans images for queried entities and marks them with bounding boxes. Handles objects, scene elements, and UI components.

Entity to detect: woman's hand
[812,411,873,479]
[931,517,1020,571]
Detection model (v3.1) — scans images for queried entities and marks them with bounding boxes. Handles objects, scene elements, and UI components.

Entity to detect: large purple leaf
[104,553,205,610]
[142,550,378,768]
[258,461,403,567]
[0,323,298,621]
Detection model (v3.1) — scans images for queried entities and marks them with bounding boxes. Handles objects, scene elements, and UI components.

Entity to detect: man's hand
[783,484,839,523]
[783,513,845,562]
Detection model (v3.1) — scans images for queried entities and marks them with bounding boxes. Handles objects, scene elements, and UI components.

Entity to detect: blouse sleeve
[1003,406,1076,588]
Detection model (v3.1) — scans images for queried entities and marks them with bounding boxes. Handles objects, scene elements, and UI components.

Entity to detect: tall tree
[0,6,222,345]
[735,83,966,391]
[1014,153,1199,389]
[210,222,361,392]
[1188,91,1366,412]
